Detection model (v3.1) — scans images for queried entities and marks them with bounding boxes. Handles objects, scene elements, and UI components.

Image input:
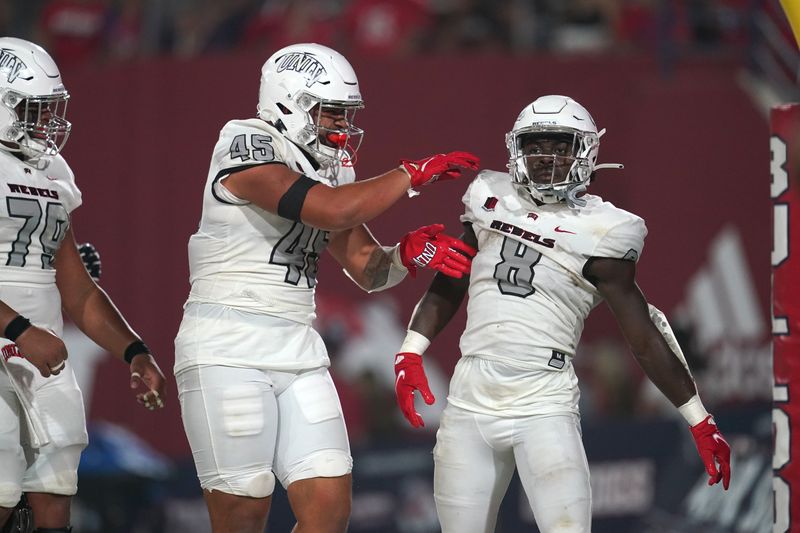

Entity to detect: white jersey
[0,154,86,495]
[0,150,81,290]
[449,170,646,416]
[176,119,354,372]
[186,119,354,323]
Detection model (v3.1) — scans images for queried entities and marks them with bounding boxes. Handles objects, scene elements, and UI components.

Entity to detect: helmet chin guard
[257,43,364,178]
[506,95,621,208]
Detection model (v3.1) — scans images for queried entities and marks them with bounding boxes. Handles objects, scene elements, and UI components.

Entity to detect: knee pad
[22,472,77,499]
[0,484,22,511]
[22,444,82,497]
[282,450,352,488]
[203,469,275,499]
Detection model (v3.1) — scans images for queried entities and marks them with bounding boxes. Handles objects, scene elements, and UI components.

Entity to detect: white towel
[0,352,52,448]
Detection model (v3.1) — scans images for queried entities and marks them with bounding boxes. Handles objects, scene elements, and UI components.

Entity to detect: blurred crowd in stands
[2,0,751,65]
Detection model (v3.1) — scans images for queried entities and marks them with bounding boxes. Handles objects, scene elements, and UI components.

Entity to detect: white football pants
[0,283,88,509]
[433,404,591,533]
[177,365,352,498]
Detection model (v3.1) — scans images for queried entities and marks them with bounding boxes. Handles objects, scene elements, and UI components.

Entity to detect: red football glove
[394,352,435,428]
[689,415,731,490]
[399,224,477,278]
[400,151,480,189]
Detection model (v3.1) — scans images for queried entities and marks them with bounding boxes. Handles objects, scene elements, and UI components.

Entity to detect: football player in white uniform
[393,95,732,533]
[173,43,478,533]
[0,38,166,533]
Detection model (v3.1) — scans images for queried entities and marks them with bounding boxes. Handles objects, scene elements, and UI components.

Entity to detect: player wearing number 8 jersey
[393,95,731,533]
[174,42,478,533]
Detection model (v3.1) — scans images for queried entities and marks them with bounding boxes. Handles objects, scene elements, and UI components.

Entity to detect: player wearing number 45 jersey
[0,38,166,533]
[173,42,478,533]
[394,95,732,533]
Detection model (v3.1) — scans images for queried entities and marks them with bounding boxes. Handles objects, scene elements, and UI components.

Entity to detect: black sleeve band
[124,339,150,364]
[4,315,31,342]
[211,162,286,205]
[277,175,320,222]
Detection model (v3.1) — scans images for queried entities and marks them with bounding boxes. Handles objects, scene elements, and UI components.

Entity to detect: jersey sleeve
[210,120,290,205]
[591,215,647,262]
[49,155,82,213]
[460,171,490,225]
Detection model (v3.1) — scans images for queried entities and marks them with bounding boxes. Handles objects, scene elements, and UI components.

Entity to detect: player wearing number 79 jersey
[0,37,165,533]
[394,95,731,533]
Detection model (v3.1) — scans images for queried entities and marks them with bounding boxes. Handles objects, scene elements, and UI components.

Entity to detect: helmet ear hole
[2,91,21,108]
[276,103,292,115]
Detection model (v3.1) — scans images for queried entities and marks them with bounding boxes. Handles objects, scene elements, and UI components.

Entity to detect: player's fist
[78,242,101,281]
[15,325,68,378]
[399,224,476,278]
[394,352,435,428]
[690,415,731,490]
[400,151,479,189]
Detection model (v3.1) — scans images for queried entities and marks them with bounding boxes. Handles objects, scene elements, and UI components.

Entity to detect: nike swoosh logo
[396,370,405,388]
[712,433,728,446]
[554,226,575,234]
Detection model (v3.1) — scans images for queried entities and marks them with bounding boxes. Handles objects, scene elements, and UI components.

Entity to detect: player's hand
[78,242,101,281]
[129,353,166,411]
[399,224,477,278]
[394,352,435,428]
[15,325,67,378]
[689,415,731,490]
[400,151,479,189]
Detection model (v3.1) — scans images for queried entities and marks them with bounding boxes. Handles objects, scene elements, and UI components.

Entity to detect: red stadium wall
[772,103,800,533]
[59,52,770,457]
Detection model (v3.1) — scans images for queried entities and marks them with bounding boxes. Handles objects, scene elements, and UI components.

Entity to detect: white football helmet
[506,95,621,208]
[0,37,70,169]
[257,43,364,178]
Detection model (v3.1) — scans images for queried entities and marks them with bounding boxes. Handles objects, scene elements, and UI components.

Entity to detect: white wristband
[388,244,408,271]
[399,330,431,355]
[678,394,709,426]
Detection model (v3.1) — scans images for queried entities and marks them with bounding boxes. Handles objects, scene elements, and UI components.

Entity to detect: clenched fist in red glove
[690,415,731,490]
[400,151,480,189]
[394,352,435,428]
[399,224,476,278]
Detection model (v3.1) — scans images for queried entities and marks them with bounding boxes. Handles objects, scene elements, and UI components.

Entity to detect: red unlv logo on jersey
[482,197,498,211]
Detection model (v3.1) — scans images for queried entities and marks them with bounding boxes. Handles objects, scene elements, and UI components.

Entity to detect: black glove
[78,242,101,281]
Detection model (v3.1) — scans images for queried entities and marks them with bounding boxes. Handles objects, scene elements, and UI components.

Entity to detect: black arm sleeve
[277,175,320,222]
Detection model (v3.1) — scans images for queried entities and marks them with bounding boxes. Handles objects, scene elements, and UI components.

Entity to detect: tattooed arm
[327,224,407,292]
